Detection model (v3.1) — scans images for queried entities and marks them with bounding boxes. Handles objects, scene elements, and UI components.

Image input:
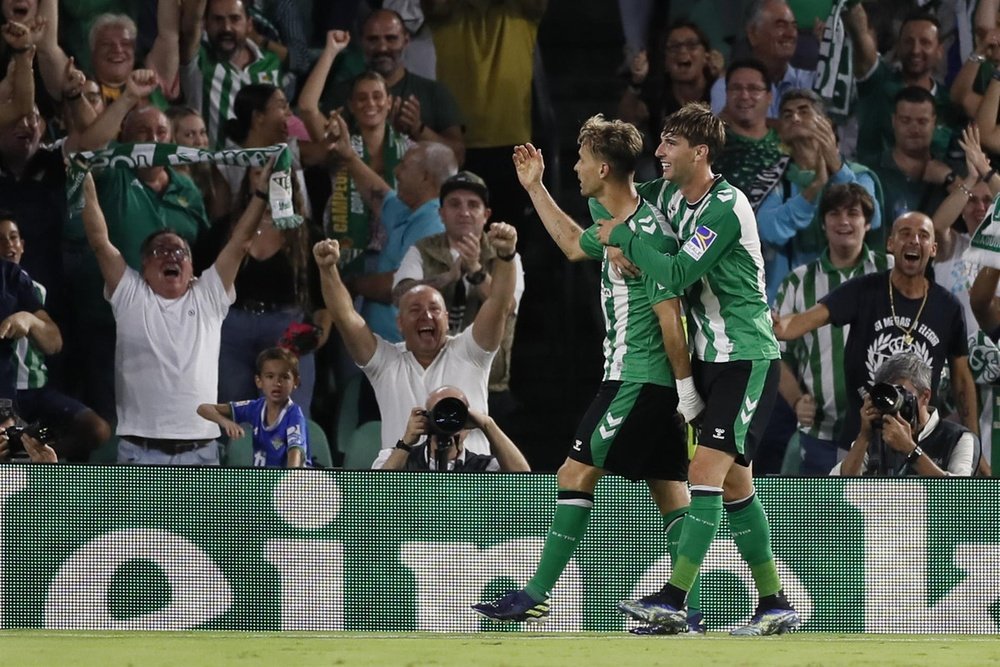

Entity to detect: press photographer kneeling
[383,386,530,472]
[0,399,57,463]
[832,353,978,476]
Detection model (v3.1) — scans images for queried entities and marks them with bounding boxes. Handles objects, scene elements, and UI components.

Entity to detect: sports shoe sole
[729,610,801,636]
[616,600,687,631]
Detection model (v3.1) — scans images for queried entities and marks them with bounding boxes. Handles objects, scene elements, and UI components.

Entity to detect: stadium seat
[225,427,255,466]
[307,419,333,468]
[342,421,382,470]
[334,373,363,455]
[88,435,118,464]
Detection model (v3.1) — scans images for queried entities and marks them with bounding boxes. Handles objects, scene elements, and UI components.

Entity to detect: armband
[395,440,413,453]
[496,252,516,262]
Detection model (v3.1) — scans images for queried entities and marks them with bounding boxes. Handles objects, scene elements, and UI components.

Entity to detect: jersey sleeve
[608,195,739,293]
[285,404,308,451]
[579,224,604,260]
[230,399,255,424]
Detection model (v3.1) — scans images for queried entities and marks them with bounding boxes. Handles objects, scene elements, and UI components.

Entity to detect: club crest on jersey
[681,226,717,261]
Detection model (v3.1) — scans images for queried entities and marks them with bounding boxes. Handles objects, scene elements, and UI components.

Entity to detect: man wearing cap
[330,139,459,342]
[392,170,525,423]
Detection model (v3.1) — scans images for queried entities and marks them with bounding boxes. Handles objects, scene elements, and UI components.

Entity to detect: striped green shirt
[15,281,47,390]
[612,176,779,362]
[181,42,282,149]
[584,197,680,386]
[775,246,892,440]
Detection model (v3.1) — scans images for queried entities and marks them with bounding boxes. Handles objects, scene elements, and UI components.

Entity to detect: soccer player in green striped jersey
[601,102,800,636]
[775,183,891,474]
[179,0,283,149]
[473,115,705,630]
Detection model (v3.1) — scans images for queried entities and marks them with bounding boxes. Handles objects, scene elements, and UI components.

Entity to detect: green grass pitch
[3,631,998,667]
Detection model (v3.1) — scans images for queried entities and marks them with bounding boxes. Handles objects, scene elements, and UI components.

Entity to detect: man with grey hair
[709,0,816,119]
[757,88,882,303]
[831,352,978,476]
[326,120,458,341]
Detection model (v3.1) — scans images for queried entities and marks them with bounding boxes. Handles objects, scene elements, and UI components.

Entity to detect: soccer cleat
[628,611,706,636]
[472,590,550,623]
[729,606,800,636]
[617,592,687,632]
[685,610,707,635]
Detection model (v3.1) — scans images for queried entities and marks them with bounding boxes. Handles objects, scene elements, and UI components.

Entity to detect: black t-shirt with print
[820,271,967,448]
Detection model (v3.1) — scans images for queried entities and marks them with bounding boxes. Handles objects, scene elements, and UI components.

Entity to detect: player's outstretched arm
[513,144,588,261]
[772,303,831,341]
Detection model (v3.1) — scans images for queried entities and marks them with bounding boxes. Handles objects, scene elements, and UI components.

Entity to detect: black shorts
[571,380,688,482]
[693,358,779,466]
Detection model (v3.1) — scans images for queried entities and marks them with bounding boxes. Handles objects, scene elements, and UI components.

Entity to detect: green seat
[342,421,382,470]
[307,418,333,468]
[225,426,255,466]
[88,435,119,464]
[335,374,363,455]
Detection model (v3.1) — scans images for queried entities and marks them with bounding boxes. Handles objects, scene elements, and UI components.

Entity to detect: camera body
[869,382,918,428]
[425,396,470,447]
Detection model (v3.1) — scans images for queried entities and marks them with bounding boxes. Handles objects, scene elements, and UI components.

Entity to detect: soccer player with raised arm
[472,115,706,632]
[597,102,800,636]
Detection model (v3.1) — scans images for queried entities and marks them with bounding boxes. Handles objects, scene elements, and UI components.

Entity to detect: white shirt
[109,266,234,439]
[365,327,496,468]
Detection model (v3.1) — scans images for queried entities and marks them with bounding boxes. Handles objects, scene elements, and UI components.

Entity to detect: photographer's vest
[405,443,496,471]
[867,418,971,476]
[414,233,516,392]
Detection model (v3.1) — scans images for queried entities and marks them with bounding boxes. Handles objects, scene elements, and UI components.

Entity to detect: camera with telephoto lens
[869,382,918,428]
[426,396,470,446]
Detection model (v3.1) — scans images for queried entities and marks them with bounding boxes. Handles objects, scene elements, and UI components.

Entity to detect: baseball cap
[439,170,490,206]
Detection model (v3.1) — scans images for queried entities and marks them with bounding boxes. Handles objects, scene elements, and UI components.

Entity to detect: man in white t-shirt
[79,171,268,464]
[314,221,519,469]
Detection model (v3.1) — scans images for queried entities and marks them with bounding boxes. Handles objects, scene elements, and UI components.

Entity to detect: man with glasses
[709,0,815,119]
[78,168,269,465]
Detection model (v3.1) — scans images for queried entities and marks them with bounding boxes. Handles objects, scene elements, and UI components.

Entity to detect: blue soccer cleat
[617,592,687,633]
[472,590,550,623]
[729,605,800,636]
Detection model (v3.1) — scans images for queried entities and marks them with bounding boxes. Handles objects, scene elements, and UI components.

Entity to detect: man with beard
[180,0,282,148]
[709,0,815,119]
[845,5,959,164]
[774,211,979,452]
[317,10,464,163]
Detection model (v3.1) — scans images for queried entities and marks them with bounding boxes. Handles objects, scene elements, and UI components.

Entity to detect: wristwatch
[906,445,924,464]
[466,269,487,285]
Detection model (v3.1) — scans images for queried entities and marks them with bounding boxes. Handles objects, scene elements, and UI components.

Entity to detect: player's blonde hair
[577,114,643,179]
[660,102,726,162]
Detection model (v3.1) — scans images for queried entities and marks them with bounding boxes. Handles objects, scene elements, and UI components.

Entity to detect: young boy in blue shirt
[199,347,310,467]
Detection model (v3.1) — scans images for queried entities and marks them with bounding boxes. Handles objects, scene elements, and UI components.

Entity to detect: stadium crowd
[0,0,996,480]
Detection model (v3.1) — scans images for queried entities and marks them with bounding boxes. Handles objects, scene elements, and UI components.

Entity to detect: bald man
[774,211,977,451]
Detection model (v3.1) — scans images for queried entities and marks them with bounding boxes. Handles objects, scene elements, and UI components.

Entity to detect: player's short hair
[577,114,643,179]
[256,347,301,379]
[661,102,726,162]
[874,352,932,395]
[819,183,875,224]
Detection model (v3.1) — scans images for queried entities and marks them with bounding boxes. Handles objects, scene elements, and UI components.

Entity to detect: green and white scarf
[966,196,1000,269]
[814,0,854,119]
[67,142,302,229]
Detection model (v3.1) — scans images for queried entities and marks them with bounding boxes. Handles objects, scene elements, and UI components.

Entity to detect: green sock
[726,493,781,597]
[668,490,722,594]
[663,507,701,614]
[524,490,593,602]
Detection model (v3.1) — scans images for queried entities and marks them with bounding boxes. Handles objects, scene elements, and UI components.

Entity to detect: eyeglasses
[149,246,190,260]
[727,84,769,96]
[666,39,704,54]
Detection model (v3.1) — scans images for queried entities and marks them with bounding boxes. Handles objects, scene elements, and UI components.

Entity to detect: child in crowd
[198,347,310,467]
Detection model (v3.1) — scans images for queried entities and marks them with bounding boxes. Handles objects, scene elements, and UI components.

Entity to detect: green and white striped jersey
[609,176,779,363]
[15,281,47,390]
[775,247,892,441]
[583,197,680,386]
[181,42,282,149]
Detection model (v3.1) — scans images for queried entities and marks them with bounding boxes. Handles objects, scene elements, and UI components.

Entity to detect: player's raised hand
[125,69,158,100]
[325,29,350,55]
[313,239,341,268]
[61,56,85,99]
[512,144,544,189]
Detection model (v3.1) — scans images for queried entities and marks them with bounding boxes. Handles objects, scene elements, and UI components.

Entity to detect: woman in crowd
[166,105,232,223]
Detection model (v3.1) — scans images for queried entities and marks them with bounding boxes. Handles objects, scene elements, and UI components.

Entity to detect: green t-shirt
[855,60,958,165]
[714,128,783,197]
[611,177,780,363]
[584,197,680,386]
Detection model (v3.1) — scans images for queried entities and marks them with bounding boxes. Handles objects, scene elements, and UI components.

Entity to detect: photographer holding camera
[382,386,530,472]
[832,353,978,476]
[0,400,57,463]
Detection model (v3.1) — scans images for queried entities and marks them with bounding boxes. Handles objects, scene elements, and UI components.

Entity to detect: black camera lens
[429,396,469,437]
[870,382,904,414]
